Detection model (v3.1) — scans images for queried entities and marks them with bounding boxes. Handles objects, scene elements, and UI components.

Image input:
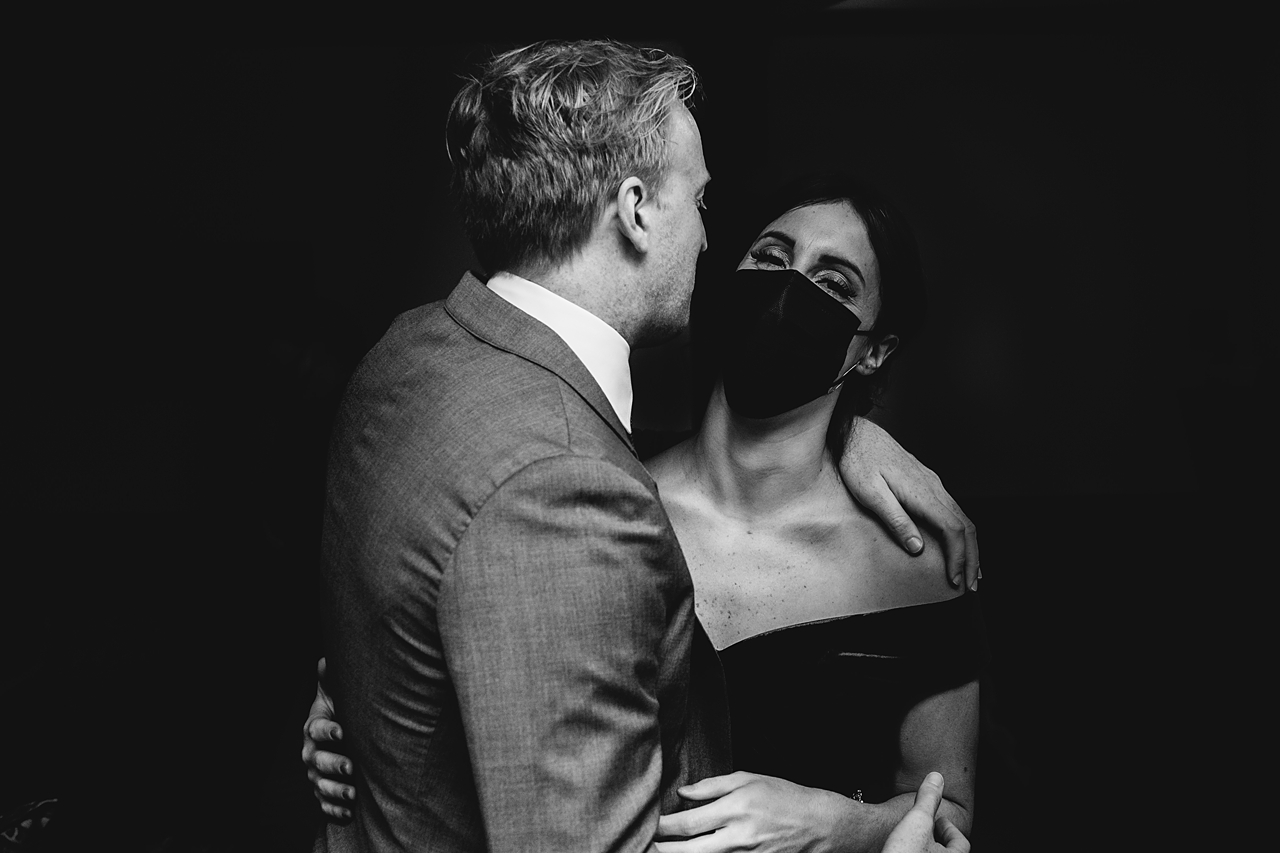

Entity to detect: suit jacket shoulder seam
[440,450,651,590]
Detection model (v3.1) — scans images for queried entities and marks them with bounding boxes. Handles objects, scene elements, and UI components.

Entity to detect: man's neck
[486,270,635,431]
[506,251,641,346]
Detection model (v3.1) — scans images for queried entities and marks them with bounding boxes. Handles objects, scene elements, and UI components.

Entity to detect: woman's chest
[678,521,887,650]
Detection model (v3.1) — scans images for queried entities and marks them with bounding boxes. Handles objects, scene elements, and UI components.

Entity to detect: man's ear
[856,333,900,375]
[615,176,650,254]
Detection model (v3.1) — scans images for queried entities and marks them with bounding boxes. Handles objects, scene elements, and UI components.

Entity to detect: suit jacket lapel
[445,272,637,457]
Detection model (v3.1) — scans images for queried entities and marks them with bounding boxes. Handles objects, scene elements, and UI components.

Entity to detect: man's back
[318,275,724,852]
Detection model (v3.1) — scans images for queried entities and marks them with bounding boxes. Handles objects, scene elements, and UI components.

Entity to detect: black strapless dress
[717,594,988,805]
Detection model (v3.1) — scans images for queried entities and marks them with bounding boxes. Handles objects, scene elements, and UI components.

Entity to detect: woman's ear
[856,333,900,375]
[615,176,650,254]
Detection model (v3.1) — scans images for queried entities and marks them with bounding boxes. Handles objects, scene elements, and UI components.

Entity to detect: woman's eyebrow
[817,252,866,287]
[755,229,795,247]
[756,230,865,287]
[752,227,865,286]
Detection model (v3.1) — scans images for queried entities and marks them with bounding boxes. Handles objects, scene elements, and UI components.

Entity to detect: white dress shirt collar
[486,271,633,433]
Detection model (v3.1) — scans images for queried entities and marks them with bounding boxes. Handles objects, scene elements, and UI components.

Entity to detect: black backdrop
[8,4,1267,850]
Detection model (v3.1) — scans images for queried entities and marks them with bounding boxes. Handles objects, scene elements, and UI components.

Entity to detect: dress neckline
[711,594,970,653]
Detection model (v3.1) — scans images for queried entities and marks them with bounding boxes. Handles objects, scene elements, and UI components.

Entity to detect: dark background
[8,2,1266,850]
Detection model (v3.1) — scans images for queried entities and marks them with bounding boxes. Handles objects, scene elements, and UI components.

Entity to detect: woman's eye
[815,274,854,299]
[751,247,788,268]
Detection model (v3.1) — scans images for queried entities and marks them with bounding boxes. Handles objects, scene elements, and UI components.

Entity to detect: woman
[304,174,983,852]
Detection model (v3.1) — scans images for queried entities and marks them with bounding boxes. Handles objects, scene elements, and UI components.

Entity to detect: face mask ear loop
[826,330,875,394]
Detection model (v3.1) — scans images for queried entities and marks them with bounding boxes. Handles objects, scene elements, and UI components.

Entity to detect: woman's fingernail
[906,536,923,553]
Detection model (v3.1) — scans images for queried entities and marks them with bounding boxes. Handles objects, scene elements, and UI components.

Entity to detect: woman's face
[736,200,885,376]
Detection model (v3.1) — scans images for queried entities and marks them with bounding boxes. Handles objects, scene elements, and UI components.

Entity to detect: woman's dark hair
[690,171,927,459]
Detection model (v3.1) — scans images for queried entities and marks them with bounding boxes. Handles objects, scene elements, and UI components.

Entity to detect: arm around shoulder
[837,416,980,592]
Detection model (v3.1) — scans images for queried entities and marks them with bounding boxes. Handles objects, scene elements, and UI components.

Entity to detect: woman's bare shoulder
[841,499,963,610]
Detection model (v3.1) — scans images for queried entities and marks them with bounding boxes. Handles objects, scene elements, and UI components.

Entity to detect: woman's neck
[690,382,840,520]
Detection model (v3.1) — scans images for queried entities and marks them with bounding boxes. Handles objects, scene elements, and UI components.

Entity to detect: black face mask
[703,268,872,419]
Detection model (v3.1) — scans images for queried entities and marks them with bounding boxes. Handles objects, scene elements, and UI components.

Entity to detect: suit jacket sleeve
[438,453,686,853]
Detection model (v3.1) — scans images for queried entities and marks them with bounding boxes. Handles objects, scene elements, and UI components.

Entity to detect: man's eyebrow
[754,230,866,287]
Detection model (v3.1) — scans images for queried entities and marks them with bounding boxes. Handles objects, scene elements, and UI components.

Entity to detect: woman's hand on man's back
[301,657,357,821]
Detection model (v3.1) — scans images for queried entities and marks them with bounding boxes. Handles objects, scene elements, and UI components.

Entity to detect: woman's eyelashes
[749,245,789,268]
[814,272,855,300]
[749,246,856,301]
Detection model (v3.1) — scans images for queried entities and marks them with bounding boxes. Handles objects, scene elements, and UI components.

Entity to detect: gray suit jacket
[318,273,731,852]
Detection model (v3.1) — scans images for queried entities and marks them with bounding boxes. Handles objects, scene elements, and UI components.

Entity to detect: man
[317,39,975,852]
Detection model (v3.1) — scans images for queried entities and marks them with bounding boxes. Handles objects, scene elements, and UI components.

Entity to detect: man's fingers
[895,486,967,587]
[935,817,971,853]
[911,771,946,818]
[885,462,978,589]
[932,487,977,591]
[876,467,965,582]
[862,475,926,555]
[934,508,971,589]
[905,495,977,591]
